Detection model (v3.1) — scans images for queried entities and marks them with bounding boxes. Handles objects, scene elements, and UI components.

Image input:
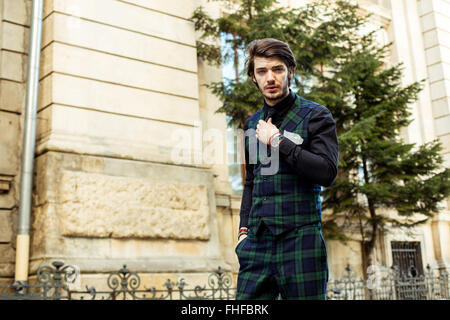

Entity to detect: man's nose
[266,70,275,83]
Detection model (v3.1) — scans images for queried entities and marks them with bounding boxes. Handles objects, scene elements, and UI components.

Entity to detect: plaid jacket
[246,95,323,235]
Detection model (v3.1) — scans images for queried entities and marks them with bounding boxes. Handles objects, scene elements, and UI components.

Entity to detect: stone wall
[0,0,237,283]
[0,0,31,279]
[415,0,450,269]
[30,151,230,274]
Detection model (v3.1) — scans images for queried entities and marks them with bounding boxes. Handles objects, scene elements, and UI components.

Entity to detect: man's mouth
[266,86,278,92]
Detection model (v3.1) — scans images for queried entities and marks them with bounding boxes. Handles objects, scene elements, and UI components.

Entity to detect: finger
[268,117,272,123]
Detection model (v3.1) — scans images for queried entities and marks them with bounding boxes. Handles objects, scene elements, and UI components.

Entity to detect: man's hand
[256,118,280,145]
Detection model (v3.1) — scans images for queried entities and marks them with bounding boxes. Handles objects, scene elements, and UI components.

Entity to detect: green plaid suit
[236,95,330,300]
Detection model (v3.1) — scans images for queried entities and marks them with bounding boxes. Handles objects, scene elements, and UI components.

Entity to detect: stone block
[0,210,13,243]
[1,21,29,53]
[434,12,450,31]
[0,244,14,263]
[0,51,26,82]
[35,104,208,166]
[32,152,219,241]
[418,0,450,18]
[418,0,433,17]
[37,73,200,126]
[42,12,197,72]
[432,98,449,118]
[0,111,20,174]
[425,35,450,65]
[427,63,445,83]
[57,170,210,240]
[37,73,51,111]
[0,261,14,277]
[30,151,227,274]
[436,28,450,50]
[0,80,25,113]
[443,152,450,169]
[35,103,51,142]
[39,42,199,100]
[434,114,450,136]
[119,0,197,19]
[432,0,450,20]
[0,182,16,209]
[35,219,111,259]
[420,12,435,32]
[423,29,439,49]
[430,80,450,100]
[30,203,62,257]
[109,238,200,259]
[43,0,195,46]
[3,0,30,26]
[438,133,450,153]
[216,206,238,266]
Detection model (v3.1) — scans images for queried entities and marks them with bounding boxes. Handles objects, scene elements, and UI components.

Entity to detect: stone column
[417,0,450,270]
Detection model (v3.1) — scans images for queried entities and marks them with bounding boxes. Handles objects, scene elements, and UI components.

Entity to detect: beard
[254,73,291,105]
[262,84,289,102]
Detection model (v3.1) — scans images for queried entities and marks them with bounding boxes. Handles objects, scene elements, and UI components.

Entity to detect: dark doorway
[391,241,426,299]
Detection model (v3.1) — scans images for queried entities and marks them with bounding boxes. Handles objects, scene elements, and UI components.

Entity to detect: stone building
[0,0,448,290]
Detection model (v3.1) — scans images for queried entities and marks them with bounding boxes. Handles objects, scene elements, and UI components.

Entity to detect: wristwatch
[270,133,284,148]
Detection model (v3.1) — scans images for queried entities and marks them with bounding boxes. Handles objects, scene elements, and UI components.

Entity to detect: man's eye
[257,70,266,74]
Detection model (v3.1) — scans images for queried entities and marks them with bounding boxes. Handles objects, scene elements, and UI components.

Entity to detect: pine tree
[192,0,450,271]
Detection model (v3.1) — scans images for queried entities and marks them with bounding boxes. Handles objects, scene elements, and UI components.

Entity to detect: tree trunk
[361,154,378,279]
[361,226,377,279]
[231,32,247,188]
[232,33,240,84]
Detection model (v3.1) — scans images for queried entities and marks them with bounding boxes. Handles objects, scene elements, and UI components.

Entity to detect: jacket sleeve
[278,105,339,187]
[239,117,254,229]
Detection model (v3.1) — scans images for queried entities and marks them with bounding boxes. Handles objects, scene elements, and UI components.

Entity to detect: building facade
[0,0,448,289]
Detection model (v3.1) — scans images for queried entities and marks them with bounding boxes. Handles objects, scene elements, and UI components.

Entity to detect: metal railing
[0,261,235,300]
[0,261,448,300]
[326,264,449,300]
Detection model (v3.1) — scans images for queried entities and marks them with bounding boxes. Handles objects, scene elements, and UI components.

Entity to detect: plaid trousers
[235,223,328,300]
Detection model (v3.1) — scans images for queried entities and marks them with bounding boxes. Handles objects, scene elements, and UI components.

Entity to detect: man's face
[252,56,293,106]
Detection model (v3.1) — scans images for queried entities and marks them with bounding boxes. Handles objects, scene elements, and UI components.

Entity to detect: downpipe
[14,0,44,284]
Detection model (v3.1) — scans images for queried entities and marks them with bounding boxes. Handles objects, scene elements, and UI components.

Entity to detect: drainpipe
[15,0,44,284]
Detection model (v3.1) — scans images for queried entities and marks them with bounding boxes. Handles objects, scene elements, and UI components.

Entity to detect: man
[235,38,339,300]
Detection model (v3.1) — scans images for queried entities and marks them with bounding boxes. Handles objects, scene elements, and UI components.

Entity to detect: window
[391,241,426,300]
[221,33,246,194]
[391,241,424,277]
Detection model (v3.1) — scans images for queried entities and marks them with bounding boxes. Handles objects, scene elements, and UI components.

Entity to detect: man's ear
[250,74,260,89]
[288,66,294,80]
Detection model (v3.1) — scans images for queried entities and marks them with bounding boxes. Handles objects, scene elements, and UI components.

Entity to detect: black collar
[263,89,296,121]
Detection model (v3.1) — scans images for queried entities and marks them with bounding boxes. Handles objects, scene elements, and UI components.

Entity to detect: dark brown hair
[246,38,296,81]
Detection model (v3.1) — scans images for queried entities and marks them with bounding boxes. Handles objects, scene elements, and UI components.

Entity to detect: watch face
[272,139,278,148]
[272,135,282,148]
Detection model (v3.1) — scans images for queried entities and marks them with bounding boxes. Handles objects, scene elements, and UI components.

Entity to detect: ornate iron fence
[0,261,448,300]
[326,264,449,300]
[0,261,235,300]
